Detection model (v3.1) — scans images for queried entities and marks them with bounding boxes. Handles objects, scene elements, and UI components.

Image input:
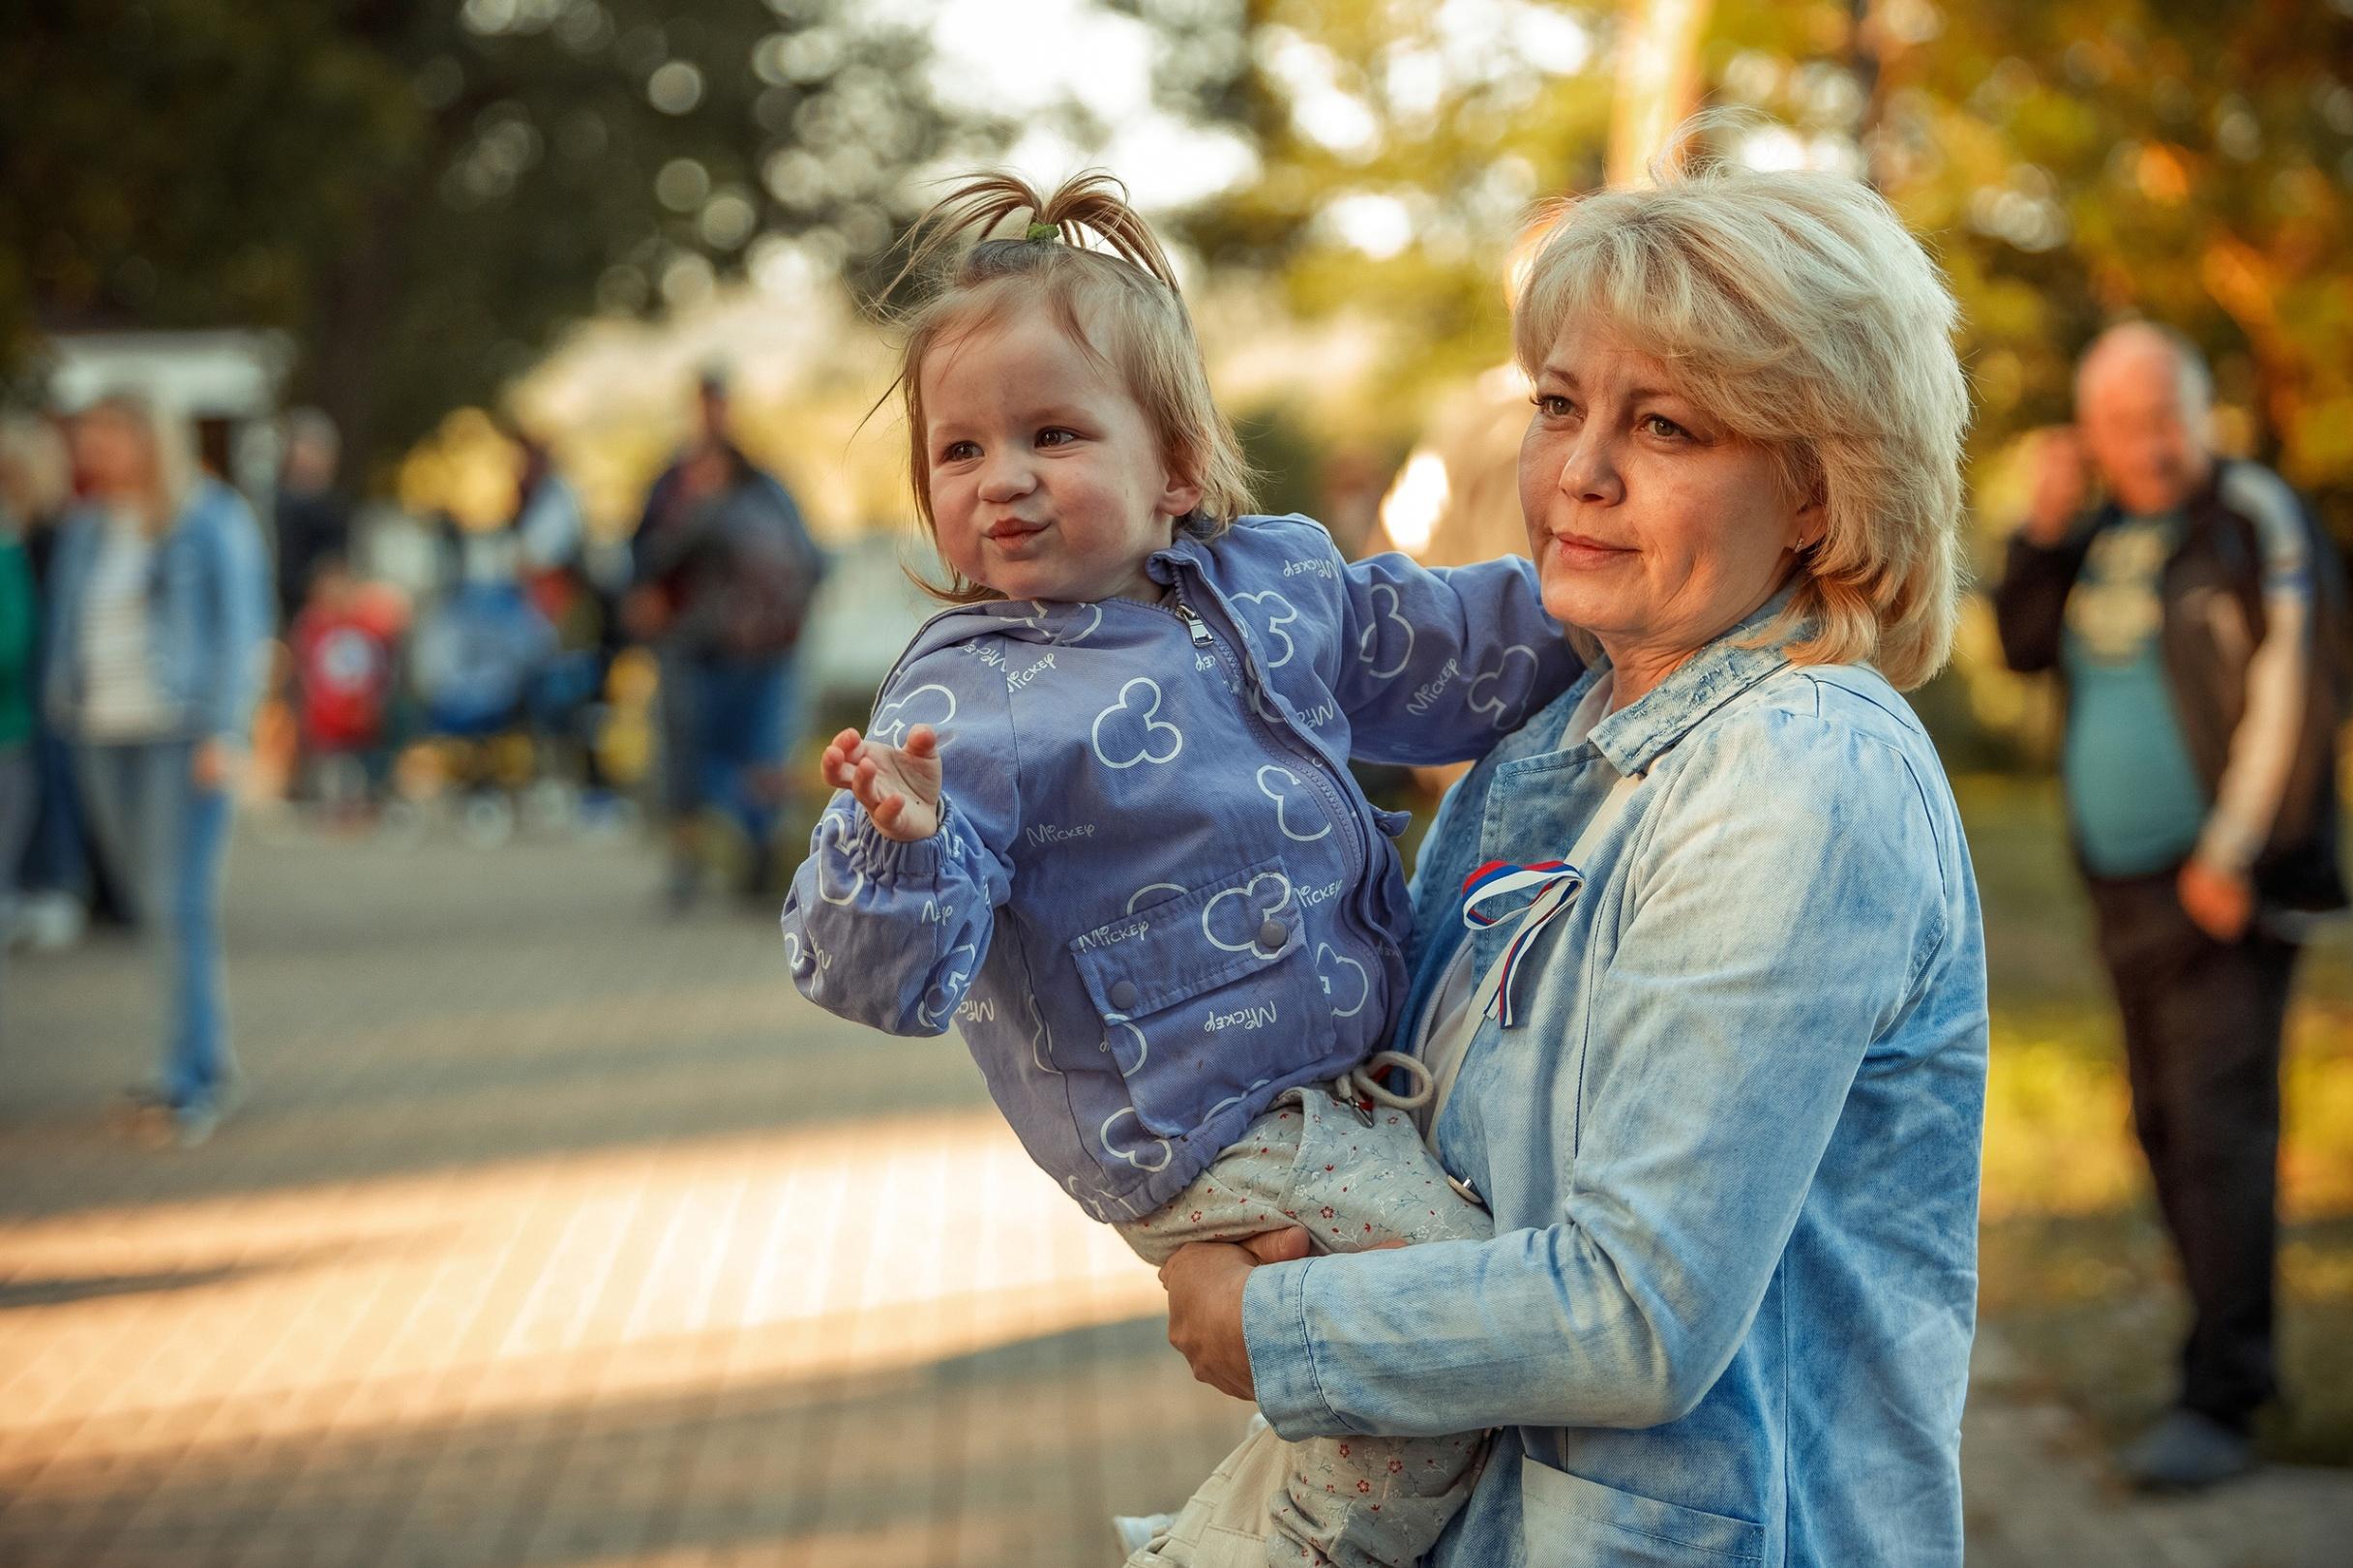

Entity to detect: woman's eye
[1533,395,1574,418]
[1642,414,1688,440]
[1036,427,1078,448]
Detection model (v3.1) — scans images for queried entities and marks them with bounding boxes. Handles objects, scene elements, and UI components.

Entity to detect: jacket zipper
[1167,569,1369,900]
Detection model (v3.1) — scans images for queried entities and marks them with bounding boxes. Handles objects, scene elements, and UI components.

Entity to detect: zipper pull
[1178,604,1212,646]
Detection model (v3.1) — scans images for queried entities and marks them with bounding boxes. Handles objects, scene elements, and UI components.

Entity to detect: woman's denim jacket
[1241,603,1988,1566]
[44,479,274,744]
[780,515,1579,1222]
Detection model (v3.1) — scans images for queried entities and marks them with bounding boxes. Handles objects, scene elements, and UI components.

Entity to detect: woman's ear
[1789,488,1828,555]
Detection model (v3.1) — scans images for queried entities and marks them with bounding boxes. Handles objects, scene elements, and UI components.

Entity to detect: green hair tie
[1024,221,1060,243]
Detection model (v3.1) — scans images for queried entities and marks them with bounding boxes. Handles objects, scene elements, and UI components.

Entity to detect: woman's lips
[1546,532,1634,567]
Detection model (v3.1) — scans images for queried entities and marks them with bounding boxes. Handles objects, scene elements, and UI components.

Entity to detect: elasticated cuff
[837,796,969,881]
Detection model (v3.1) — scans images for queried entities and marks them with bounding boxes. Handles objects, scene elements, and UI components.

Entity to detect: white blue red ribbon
[1460,859,1571,926]
[1459,858,1584,1027]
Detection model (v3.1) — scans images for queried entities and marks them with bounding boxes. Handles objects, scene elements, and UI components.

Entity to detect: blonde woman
[1157,159,1989,1564]
[45,395,271,1146]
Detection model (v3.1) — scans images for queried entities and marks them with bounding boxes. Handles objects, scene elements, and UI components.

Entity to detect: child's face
[920,302,1199,604]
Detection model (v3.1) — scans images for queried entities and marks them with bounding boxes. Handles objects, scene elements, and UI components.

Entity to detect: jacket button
[1257,918,1289,951]
[1109,980,1140,1012]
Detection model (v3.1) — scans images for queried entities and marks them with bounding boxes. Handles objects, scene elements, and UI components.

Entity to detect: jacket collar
[1581,584,1803,776]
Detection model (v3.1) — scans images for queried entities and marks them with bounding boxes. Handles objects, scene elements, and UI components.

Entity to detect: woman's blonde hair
[79,391,200,538]
[881,170,1257,604]
[1512,156,1970,690]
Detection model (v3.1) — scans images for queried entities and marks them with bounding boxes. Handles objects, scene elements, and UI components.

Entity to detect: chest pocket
[1068,855,1324,1137]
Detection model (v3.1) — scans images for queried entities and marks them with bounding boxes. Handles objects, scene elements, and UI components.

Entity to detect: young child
[781,172,1580,1568]
[289,554,401,821]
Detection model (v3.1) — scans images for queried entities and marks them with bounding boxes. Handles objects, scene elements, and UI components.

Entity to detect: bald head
[2074,323,2213,516]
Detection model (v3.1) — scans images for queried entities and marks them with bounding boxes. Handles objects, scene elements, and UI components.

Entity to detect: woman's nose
[1557,434,1623,506]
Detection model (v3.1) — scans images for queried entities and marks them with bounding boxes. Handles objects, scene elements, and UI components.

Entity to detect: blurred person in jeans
[625,370,824,908]
[45,394,272,1146]
[1994,322,2348,1490]
[1,414,92,953]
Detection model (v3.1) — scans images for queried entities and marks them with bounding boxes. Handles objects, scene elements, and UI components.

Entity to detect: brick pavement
[2,822,2348,1566]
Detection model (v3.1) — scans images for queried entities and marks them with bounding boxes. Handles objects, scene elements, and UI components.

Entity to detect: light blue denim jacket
[781,514,1580,1221]
[44,479,275,744]
[1241,603,1988,1567]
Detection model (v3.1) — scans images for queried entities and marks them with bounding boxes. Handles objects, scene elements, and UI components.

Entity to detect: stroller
[403,575,559,844]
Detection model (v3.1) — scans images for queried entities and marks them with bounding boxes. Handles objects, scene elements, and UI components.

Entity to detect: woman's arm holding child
[780,657,1020,1036]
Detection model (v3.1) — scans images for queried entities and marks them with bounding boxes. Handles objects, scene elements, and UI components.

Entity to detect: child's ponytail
[880,170,1183,308]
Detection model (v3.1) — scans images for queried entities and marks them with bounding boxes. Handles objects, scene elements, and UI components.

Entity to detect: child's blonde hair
[884,170,1257,604]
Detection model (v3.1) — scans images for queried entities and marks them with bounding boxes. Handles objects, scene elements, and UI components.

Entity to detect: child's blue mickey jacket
[781,515,1580,1222]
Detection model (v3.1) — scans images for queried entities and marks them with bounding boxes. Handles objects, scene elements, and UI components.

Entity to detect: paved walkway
[2,823,2347,1566]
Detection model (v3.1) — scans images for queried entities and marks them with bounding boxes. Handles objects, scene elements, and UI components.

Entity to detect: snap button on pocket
[1109,979,1141,1011]
[1256,918,1288,951]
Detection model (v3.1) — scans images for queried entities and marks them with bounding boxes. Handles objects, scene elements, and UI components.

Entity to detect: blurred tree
[1136,0,2353,537]
[1609,0,1713,185]
[0,0,1004,483]
[1120,0,1618,445]
[1820,0,2353,539]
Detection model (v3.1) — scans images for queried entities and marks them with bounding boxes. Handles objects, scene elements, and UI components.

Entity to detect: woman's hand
[821,724,942,841]
[1158,1227,1313,1401]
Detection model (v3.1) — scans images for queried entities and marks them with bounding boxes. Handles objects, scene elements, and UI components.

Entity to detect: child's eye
[940,439,979,462]
[1036,428,1079,448]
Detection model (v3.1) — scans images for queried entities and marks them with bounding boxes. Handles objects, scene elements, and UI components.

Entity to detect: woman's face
[73,407,155,502]
[1519,317,1816,692]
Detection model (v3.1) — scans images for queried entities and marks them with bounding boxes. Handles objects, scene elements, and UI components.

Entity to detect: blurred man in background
[1994,322,2349,1491]
[626,370,825,910]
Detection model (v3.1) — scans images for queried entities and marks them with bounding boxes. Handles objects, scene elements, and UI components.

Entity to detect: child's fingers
[849,756,888,809]
[904,725,939,758]
[872,792,906,831]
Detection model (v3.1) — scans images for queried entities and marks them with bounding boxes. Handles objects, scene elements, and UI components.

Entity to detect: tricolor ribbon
[1458,858,1584,1027]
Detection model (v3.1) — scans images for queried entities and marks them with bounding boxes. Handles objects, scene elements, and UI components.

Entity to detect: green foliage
[1132,0,1614,446]
[1136,0,2353,536]
[1838,1,2353,533]
[1232,400,1325,518]
[0,0,1002,480]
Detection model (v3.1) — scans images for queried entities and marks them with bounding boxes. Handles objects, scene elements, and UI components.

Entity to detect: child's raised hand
[822,725,944,842]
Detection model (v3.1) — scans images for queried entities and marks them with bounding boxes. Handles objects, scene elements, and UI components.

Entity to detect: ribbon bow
[1458,858,1584,1027]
